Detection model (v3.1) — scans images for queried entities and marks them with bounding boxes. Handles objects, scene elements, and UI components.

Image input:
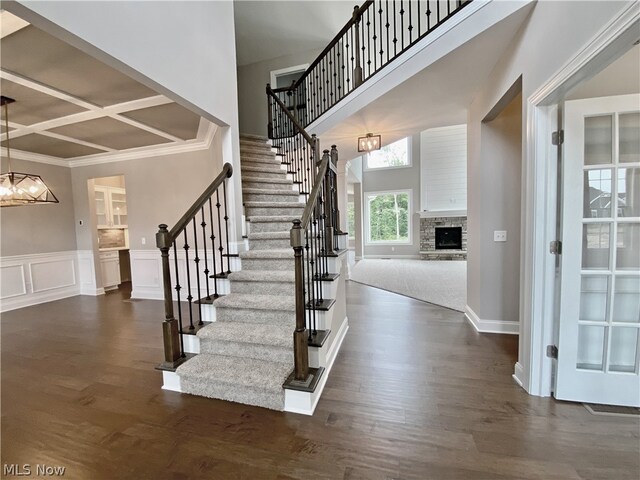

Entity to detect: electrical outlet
[79,220,84,226]
[141,237,146,245]
[494,230,507,242]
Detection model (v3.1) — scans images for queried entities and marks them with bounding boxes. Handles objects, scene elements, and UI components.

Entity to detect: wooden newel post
[290,219,309,381]
[266,84,274,138]
[330,145,343,234]
[353,6,363,88]
[156,224,181,365]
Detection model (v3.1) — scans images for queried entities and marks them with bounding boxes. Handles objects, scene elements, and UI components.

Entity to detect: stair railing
[267,85,342,386]
[270,0,472,128]
[156,163,233,369]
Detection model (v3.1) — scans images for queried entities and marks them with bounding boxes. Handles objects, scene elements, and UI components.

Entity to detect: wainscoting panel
[77,250,104,296]
[0,251,80,312]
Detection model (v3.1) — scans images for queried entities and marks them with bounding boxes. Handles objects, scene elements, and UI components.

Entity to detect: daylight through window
[366,137,410,169]
[366,190,411,243]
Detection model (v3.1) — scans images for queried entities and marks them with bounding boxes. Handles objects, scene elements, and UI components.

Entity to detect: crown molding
[2,121,217,169]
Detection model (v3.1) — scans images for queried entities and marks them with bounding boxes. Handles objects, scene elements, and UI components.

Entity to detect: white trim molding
[464,305,519,335]
[0,251,81,312]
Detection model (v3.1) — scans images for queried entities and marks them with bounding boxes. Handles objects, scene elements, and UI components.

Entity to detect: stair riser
[200,341,293,364]
[231,281,294,295]
[249,238,291,250]
[216,307,295,326]
[240,158,282,167]
[245,206,303,217]
[241,259,294,271]
[242,169,288,180]
[241,148,277,157]
[249,221,294,233]
[180,377,285,411]
[242,181,294,191]
[244,193,299,203]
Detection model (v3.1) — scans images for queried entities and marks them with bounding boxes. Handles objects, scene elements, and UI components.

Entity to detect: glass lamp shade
[0,171,59,207]
[358,133,381,152]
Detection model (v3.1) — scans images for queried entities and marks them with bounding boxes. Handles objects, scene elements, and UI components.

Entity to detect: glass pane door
[111,192,127,226]
[95,189,108,226]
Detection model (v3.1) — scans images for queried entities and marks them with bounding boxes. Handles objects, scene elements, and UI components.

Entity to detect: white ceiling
[234,0,355,66]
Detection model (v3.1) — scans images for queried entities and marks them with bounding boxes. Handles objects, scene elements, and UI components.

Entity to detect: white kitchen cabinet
[95,186,128,228]
[99,251,121,290]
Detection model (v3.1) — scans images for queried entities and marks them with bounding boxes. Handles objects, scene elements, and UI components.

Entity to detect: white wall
[466,0,634,391]
[420,124,467,212]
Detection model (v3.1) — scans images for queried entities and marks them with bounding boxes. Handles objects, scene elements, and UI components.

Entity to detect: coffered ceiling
[0,13,213,167]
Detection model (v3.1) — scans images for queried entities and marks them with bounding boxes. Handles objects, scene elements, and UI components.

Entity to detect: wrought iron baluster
[222,180,231,274]
[386,0,391,62]
[192,218,203,326]
[173,241,185,355]
[400,0,405,51]
[393,0,398,56]
[215,190,224,277]
[183,229,194,330]
[208,198,219,298]
[366,8,371,78]
[408,0,413,45]
[426,0,431,32]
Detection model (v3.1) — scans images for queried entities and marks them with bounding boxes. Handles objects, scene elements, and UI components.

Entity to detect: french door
[555,94,640,406]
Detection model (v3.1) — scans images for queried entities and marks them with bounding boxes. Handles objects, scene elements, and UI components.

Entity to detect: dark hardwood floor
[2,282,638,479]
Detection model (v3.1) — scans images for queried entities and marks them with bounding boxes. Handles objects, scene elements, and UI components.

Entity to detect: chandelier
[357,133,382,152]
[1,96,59,207]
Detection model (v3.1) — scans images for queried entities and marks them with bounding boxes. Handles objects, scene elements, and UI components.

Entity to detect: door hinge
[547,345,558,359]
[552,130,564,146]
[549,240,562,255]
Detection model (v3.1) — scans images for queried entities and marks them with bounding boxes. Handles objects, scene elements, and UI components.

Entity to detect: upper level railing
[156,163,234,369]
[270,0,472,128]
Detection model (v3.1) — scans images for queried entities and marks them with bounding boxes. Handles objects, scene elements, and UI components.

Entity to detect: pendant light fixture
[0,96,59,207]
[357,133,382,153]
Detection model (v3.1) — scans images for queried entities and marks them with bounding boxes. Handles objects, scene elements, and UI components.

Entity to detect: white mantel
[419,210,467,219]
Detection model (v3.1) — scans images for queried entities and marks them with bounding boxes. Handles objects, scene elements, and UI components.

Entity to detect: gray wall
[0,158,77,256]
[71,132,224,251]
[237,48,321,136]
[362,134,421,257]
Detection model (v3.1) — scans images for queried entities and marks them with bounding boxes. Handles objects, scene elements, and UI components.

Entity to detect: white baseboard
[161,370,182,392]
[309,315,348,368]
[286,317,349,415]
[0,251,81,312]
[464,305,519,335]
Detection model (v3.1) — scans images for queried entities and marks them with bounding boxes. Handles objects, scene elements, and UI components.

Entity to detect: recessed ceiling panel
[122,103,201,140]
[1,26,158,106]
[0,79,86,125]
[2,133,105,158]
[49,117,172,150]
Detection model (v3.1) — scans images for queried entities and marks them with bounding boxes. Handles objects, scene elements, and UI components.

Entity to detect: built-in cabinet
[95,186,128,228]
[99,251,121,290]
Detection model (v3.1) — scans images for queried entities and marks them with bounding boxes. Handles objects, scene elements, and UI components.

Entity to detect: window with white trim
[365,137,410,170]
[365,190,412,244]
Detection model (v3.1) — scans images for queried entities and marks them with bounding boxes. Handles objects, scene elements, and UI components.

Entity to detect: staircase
[176,134,303,410]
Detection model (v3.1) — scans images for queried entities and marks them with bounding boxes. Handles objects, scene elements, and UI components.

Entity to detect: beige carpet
[349,259,466,312]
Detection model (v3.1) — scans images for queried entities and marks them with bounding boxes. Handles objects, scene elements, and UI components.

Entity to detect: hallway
[1,283,638,479]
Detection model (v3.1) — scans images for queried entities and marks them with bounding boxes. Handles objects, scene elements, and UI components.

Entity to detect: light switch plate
[494,230,507,242]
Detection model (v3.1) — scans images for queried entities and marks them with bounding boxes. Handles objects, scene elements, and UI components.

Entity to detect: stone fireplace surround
[420,211,467,260]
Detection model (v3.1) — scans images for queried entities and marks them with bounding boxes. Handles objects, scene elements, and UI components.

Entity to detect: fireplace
[435,227,462,250]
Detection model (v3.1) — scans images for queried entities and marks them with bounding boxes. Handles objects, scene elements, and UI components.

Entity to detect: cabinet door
[110,190,128,227]
[101,259,121,288]
[94,188,110,227]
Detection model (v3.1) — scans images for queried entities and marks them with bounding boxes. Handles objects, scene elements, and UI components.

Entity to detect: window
[365,190,412,244]
[347,200,355,241]
[365,137,410,170]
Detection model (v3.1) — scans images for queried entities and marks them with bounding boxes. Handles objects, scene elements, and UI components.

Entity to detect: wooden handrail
[168,162,233,241]
[266,86,315,145]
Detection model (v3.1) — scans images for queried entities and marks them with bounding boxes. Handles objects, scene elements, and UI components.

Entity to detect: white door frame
[269,64,310,89]
[518,2,639,397]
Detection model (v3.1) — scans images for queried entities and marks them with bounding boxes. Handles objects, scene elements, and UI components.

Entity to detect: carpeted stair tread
[214,293,295,311]
[229,270,294,283]
[244,201,304,209]
[242,176,292,185]
[248,232,290,240]
[177,354,292,395]
[240,133,269,142]
[242,165,288,175]
[248,215,298,223]
[198,322,292,348]
[243,188,299,196]
[239,249,293,259]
